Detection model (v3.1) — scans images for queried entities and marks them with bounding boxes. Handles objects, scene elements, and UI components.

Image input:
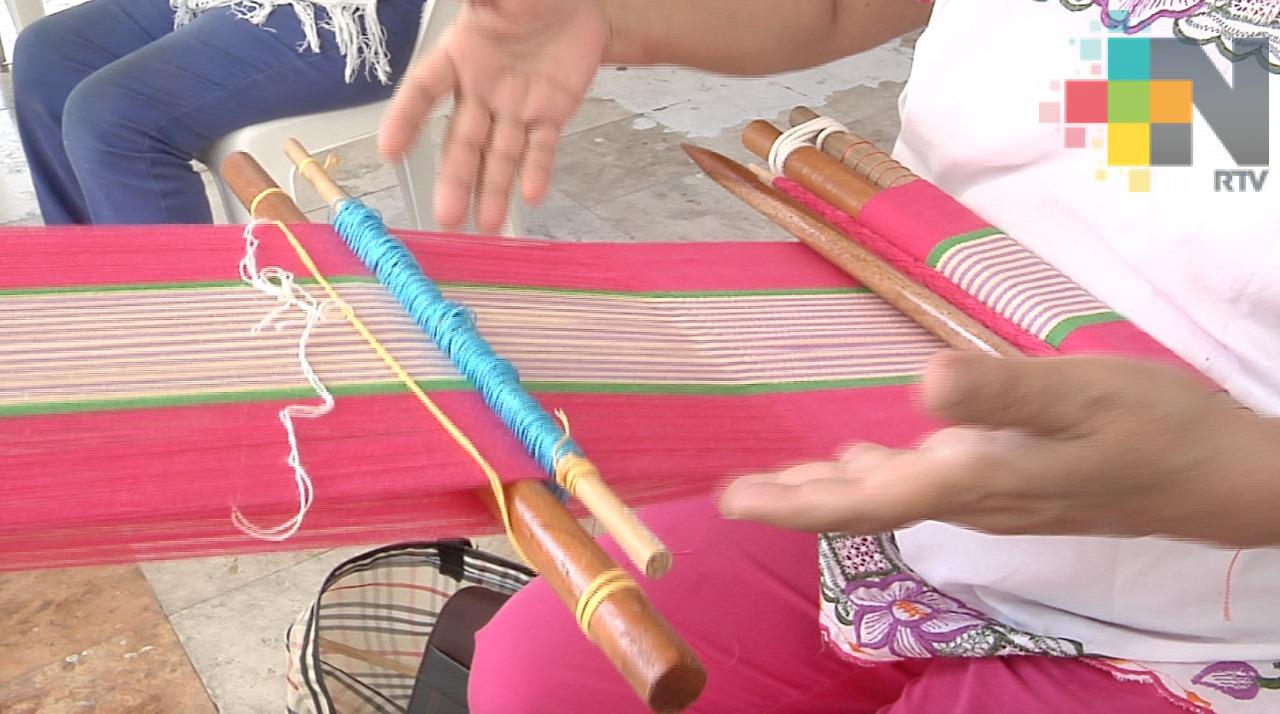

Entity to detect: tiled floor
[0,25,914,712]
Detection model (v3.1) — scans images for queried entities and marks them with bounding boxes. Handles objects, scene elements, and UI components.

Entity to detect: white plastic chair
[1,0,46,67]
[201,0,523,233]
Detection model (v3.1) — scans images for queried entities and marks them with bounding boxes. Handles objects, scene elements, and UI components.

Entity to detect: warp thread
[331,199,577,490]
[237,212,643,635]
[768,116,850,176]
[263,218,655,629]
[261,220,533,568]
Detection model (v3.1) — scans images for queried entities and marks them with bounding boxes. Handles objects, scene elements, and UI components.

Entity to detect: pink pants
[470,495,1182,713]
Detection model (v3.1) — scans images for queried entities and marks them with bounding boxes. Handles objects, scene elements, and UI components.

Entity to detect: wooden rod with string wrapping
[787,106,918,189]
[282,138,673,581]
[742,119,883,222]
[218,150,706,714]
[682,144,1020,358]
[219,153,309,223]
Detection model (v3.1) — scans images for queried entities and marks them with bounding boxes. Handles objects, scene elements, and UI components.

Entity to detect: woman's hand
[379,0,608,233]
[719,351,1280,548]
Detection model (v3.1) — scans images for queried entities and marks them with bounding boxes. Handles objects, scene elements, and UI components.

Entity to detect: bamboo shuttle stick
[218,149,705,713]
[282,138,672,580]
[682,144,1020,358]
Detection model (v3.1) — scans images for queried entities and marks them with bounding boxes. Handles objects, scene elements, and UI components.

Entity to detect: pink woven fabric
[773,177,1053,356]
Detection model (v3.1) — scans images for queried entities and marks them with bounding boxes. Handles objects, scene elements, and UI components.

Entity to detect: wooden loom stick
[743,119,881,221]
[220,152,309,223]
[283,139,673,581]
[787,106,918,189]
[218,150,706,713]
[682,144,1020,358]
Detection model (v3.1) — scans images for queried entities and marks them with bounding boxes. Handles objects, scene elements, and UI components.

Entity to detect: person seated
[12,0,426,224]
[377,0,1280,711]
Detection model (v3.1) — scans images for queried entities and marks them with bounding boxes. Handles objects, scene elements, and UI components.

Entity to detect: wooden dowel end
[504,481,703,711]
[285,139,350,208]
[571,471,672,579]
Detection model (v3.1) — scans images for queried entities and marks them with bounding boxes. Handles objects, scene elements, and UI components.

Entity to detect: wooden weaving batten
[682,144,1019,358]
[217,151,706,713]
[283,138,673,581]
[787,106,919,189]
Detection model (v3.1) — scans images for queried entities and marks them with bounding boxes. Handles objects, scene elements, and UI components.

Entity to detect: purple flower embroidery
[1192,661,1263,700]
[1097,0,1205,31]
[1192,661,1280,701]
[845,575,987,658]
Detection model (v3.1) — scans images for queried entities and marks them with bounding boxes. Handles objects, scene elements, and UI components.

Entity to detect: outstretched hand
[719,351,1280,548]
[379,0,609,232]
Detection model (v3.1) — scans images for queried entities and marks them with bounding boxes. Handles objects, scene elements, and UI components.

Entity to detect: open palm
[380,0,608,233]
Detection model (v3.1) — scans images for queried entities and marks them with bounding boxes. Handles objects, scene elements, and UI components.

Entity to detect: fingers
[923,351,1122,434]
[718,433,1086,536]
[475,111,526,233]
[391,70,561,230]
[521,123,560,205]
[380,49,456,160]
[718,450,953,534]
[719,466,882,533]
[435,98,493,230]
[838,441,895,469]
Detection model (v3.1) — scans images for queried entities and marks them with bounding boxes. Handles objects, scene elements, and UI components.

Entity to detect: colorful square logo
[1060,43,1194,169]
[1052,36,1201,191]
[1047,31,1270,193]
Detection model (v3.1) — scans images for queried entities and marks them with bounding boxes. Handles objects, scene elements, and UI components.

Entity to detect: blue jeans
[12,0,424,224]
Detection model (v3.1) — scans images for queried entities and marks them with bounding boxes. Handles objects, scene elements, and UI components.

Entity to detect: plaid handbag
[286,541,534,714]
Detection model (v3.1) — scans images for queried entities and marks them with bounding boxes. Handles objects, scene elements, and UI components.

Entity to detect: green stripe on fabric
[0,276,379,297]
[1043,311,1125,348]
[521,375,919,395]
[924,227,1005,269]
[433,283,870,299]
[0,279,868,300]
[0,374,920,418]
[0,381,463,417]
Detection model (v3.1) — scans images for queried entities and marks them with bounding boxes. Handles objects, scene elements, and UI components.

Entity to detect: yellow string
[249,187,287,218]
[269,220,533,569]
[297,153,340,179]
[550,409,596,494]
[574,569,638,634]
[555,454,597,495]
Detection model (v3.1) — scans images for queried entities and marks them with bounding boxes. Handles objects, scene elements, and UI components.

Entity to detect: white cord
[767,116,850,175]
[231,220,339,541]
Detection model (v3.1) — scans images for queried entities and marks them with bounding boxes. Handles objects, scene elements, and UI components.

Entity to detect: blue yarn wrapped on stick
[332,199,580,483]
